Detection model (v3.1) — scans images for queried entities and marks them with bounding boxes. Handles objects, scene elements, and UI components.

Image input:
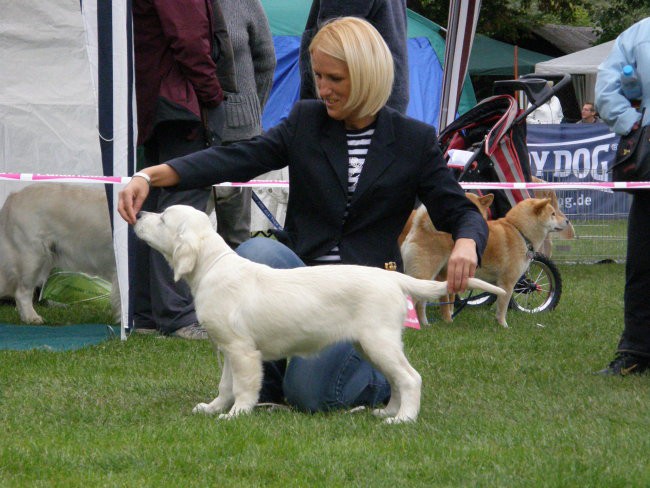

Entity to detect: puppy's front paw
[24,315,44,325]
[372,408,391,418]
[192,403,212,415]
[384,415,416,424]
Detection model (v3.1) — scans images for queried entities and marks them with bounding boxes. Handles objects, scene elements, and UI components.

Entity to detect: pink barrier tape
[0,173,130,184]
[1,173,649,190]
[458,181,649,191]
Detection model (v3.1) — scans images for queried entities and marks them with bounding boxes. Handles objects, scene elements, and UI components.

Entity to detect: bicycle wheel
[509,253,562,313]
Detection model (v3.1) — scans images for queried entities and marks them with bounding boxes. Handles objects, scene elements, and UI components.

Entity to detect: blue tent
[259,0,477,131]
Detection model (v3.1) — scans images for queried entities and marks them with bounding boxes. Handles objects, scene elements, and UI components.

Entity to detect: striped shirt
[311,124,376,264]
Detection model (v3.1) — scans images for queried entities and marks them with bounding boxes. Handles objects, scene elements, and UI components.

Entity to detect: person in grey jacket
[210,0,276,249]
[298,0,409,114]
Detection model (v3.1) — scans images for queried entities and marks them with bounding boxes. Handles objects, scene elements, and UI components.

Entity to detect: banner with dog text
[526,123,631,220]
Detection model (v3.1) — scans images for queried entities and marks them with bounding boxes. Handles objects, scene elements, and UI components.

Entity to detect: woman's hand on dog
[446,238,479,294]
[118,164,181,225]
[118,176,150,225]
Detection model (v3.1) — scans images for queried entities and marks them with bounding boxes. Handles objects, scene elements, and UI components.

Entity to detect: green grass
[2,263,650,487]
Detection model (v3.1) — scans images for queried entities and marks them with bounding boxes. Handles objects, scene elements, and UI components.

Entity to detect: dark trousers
[134,115,222,334]
[619,191,650,357]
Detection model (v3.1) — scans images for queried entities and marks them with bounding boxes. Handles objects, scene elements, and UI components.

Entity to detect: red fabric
[133,0,223,144]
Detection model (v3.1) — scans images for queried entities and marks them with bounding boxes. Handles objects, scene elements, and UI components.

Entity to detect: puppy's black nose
[136,212,143,220]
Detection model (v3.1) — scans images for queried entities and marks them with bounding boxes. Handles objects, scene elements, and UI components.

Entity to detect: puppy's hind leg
[359,332,422,423]
[193,352,235,415]
[219,347,264,420]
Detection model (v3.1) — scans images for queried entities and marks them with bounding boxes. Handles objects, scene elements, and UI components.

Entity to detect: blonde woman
[120,17,487,411]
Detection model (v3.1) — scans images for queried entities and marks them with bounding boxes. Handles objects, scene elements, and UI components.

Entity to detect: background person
[526,94,564,124]
[595,17,650,375]
[298,0,409,114]
[119,17,488,411]
[576,102,602,124]
[132,0,233,339]
[209,0,276,249]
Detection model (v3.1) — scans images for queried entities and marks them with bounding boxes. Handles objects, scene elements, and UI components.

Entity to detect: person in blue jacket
[119,17,488,410]
[595,17,650,375]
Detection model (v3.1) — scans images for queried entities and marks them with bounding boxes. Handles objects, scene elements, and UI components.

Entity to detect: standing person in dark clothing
[298,0,409,114]
[132,0,234,339]
[595,18,650,375]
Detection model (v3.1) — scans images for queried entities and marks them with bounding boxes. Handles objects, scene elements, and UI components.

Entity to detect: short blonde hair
[309,16,394,119]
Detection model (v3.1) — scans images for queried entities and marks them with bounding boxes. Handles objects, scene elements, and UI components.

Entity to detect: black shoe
[595,353,649,376]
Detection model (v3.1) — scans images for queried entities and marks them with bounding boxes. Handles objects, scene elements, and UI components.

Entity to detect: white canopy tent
[0,1,135,338]
[535,40,615,108]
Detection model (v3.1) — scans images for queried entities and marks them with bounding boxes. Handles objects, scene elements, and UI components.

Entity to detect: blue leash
[252,190,283,230]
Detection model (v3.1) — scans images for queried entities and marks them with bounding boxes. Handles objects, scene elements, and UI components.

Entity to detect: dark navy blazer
[167,100,488,269]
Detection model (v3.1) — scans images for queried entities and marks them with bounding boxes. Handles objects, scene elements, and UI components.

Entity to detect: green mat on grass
[0,324,119,351]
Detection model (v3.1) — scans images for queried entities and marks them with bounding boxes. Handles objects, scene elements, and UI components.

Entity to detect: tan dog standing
[398,193,494,322]
[398,192,494,248]
[401,198,569,328]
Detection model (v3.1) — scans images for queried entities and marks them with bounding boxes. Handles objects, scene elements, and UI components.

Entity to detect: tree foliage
[407,0,648,44]
[586,0,649,42]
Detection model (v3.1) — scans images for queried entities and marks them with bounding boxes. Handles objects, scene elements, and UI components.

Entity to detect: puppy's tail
[394,273,506,301]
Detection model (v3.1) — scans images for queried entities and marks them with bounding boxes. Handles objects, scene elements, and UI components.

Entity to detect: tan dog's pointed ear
[171,232,198,281]
[534,198,552,213]
[480,193,495,206]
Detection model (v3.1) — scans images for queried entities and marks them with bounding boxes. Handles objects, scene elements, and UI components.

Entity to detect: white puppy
[134,205,505,423]
[0,184,118,324]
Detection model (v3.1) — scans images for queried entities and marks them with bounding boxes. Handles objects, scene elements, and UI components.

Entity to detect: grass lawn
[1,262,649,487]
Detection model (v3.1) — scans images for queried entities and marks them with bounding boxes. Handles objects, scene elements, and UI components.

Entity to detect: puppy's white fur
[134,205,506,423]
[0,184,118,324]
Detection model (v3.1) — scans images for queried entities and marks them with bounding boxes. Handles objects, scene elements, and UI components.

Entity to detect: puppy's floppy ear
[171,227,199,281]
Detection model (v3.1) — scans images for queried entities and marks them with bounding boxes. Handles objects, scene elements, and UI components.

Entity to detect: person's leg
[214,187,252,249]
[599,191,650,374]
[148,186,211,334]
[619,191,650,357]
[132,186,158,331]
[283,342,391,412]
[145,121,211,334]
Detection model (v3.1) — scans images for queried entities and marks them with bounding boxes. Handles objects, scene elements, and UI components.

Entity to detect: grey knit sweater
[219,0,276,142]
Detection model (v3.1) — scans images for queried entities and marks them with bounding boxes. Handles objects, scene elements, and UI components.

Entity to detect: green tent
[470,34,553,76]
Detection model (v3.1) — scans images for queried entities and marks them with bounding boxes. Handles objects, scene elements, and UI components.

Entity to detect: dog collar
[204,251,236,274]
[513,226,536,260]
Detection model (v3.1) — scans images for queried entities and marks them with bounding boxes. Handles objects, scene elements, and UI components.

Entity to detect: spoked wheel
[509,253,562,313]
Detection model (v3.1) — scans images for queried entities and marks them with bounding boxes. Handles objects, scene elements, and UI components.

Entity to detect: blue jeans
[235,237,391,412]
